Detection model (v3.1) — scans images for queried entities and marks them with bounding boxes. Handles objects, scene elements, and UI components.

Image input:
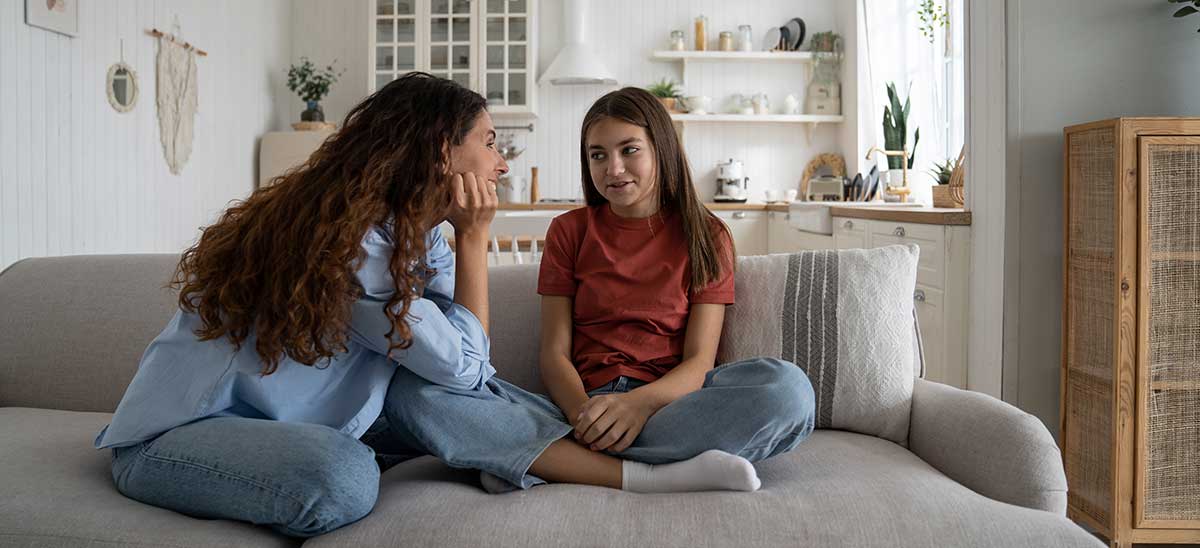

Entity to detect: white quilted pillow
[716,245,920,446]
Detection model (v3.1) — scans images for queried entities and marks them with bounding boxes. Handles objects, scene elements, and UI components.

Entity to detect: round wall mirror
[106,62,138,113]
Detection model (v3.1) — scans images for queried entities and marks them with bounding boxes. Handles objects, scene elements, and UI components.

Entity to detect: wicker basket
[931,185,963,208]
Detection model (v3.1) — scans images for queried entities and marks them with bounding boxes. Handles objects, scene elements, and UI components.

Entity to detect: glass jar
[669,30,686,51]
[718,31,734,51]
[694,15,707,51]
[737,25,753,51]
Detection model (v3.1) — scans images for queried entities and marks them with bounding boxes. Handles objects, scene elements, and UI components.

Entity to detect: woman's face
[585,117,659,218]
[448,111,509,185]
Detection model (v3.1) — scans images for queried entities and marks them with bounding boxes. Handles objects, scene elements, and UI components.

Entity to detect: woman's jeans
[109,417,383,538]
[382,357,816,490]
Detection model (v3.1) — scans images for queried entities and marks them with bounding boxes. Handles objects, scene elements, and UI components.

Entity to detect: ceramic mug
[785,189,799,202]
[763,189,780,202]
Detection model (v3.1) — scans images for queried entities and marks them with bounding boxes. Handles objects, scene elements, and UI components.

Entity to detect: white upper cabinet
[370,0,538,116]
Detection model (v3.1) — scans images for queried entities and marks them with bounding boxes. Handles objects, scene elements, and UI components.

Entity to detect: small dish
[763,27,783,52]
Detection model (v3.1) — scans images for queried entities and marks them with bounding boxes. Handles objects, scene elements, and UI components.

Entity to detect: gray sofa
[0,254,1101,548]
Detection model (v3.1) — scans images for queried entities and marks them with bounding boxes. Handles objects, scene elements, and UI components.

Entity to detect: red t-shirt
[537,204,735,391]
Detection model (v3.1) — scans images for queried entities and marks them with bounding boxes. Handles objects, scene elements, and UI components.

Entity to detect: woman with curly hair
[94,72,505,537]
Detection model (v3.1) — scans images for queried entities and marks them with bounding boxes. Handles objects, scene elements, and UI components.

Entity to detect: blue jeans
[382,357,816,490]
[110,417,382,538]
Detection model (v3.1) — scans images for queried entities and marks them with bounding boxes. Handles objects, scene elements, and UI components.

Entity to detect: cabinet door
[913,284,957,387]
[832,217,868,250]
[714,211,767,256]
[372,0,420,89]
[767,214,835,253]
[428,0,475,88]
[480,0,536,114]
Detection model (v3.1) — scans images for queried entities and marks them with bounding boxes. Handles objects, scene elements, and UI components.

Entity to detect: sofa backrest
[0,254,180,412]
[0,256,919,413]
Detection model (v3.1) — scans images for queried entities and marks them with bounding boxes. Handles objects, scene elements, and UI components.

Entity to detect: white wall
[292,0,855,201]
[1005,0,1200,435]
[0,0,292,272]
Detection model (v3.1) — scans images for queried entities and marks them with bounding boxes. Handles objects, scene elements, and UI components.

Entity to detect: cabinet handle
[733,211,746,219]
[842,220,854,230]
[913,289,926,303]
[893,226,907,237]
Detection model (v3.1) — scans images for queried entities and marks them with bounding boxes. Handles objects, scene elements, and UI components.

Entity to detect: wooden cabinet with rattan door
[1062,118,1200,548]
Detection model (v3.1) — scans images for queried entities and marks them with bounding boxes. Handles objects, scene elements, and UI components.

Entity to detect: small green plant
[645,78,682,99]
[883,82,919,170]
[287,57,345,103]
[929,157,959,185]
[917,0,950,44]
[1169,0,1200,31]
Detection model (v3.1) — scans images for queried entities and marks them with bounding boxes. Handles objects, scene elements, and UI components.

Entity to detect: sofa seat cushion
[310,430,1101,548]
[0,407,297,548]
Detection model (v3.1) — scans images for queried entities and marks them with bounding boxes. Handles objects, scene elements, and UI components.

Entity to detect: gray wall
[1005,0,1200,436]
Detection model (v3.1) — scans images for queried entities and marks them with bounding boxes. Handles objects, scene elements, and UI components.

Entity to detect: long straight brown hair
[172,72,486,374]
[579,87,733,290]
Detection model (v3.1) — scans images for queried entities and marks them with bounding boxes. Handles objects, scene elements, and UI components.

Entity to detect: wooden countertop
[501,202,970,225]
[828,206,972,226]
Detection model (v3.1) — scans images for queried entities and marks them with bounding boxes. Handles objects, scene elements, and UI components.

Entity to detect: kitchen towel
[717,245,920,446]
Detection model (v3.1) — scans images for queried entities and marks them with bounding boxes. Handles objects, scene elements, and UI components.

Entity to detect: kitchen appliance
[807,175,845,202]
[714,158,749,202]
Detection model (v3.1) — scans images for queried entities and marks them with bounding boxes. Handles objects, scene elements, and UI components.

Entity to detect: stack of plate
[764,17,805,51]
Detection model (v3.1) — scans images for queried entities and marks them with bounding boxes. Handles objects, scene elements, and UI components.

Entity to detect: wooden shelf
[651,50,814,62]
[669,113,843,123]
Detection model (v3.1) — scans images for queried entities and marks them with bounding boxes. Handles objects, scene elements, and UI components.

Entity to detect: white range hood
[538,0,616,86]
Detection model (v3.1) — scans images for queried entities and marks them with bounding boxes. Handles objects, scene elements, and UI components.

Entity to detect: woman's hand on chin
[446,172,497,241]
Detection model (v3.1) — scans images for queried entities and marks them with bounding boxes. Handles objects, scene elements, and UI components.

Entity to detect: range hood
[538,0,616,86]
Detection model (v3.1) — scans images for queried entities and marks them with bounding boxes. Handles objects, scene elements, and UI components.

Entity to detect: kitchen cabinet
[714,210,768,256]
[370,0,537,116]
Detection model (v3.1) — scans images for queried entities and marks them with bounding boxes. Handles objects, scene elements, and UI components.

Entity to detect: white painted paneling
[292,0,855,202]
[0,0,292,272]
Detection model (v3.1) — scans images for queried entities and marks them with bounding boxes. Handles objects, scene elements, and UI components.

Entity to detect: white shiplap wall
[0,0,292,272]
[293,0,854,201]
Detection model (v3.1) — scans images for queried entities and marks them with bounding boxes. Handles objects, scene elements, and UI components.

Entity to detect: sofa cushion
[717,246,919,445]
[0,407,297,548]
[306,431,1100,548]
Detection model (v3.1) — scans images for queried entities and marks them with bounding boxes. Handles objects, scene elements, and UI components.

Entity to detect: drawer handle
[893,226,907,237]
[843,220,854,230]
[733,211,746,219]
[913,289,926,303]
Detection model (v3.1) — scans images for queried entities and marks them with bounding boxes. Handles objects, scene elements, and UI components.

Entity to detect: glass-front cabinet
[371,0,537,116]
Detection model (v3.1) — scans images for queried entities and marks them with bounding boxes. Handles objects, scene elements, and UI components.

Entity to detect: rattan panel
[1143,143,1200,521]
[1065,128,1116,524]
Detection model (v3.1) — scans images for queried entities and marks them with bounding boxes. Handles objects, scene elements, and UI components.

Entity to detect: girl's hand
[574,392,655,453]
[446,172,498,239]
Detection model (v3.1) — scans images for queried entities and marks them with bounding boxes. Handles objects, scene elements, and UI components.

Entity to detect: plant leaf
[1175,6,1198,17]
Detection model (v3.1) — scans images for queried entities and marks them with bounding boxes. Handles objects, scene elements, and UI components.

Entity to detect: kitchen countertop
[499,202,971,226]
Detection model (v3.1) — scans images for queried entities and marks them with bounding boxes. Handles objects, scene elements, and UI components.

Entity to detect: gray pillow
[717,245,920,446]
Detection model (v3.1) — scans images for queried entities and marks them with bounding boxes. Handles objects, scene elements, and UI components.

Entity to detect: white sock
[621,450,762,493]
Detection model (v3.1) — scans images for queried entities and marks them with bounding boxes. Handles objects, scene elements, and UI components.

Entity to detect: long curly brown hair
[172,72,486,375]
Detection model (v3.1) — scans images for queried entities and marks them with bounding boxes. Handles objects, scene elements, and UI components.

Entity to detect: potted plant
[646,78,683,112]
[930,152,965,208]
[286,57,344,126]
[883,81,920,174]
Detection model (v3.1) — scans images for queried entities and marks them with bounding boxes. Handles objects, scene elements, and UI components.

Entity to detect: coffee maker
[714,158,749,202]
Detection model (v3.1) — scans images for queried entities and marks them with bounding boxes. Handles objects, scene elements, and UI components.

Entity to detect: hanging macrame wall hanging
[147,24,206,175]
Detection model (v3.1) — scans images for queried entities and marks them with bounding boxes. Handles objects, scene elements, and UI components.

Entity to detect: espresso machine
[713,158,749,202]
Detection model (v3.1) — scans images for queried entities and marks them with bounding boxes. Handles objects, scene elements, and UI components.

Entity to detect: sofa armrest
[908,378,1067,514]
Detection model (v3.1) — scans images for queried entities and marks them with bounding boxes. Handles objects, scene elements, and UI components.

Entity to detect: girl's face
[586,117,659,218]
[448,111,509,185]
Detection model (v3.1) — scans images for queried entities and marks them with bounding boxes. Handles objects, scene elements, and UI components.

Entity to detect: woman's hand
[446,172,497,240]
[574,392,656,453]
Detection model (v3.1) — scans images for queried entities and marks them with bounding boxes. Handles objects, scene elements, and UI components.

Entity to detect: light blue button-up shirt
[95,225,493,449]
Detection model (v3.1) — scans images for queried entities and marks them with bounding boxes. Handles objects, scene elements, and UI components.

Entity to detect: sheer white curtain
[860,0,963,205]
